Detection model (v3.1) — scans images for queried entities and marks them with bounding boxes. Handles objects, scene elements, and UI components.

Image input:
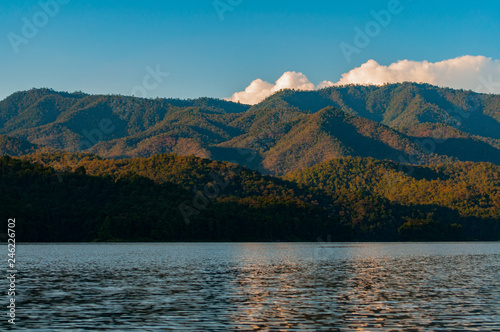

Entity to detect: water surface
[4,242,500,331]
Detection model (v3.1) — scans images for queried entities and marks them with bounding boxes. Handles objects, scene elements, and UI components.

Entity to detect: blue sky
[1,0,499,101]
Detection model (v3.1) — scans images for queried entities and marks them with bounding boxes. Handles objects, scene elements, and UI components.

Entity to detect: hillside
[0,84,499,174]
[3,154,342,242]
[0,88,248,151]
[251,83,500,137]
[219,107,450,175]
[8,152,499,242]
[286,157,500,240]
[0,135,41,156]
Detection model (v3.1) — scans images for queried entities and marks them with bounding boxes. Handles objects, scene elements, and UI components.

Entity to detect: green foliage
[2,154,346,242]
[287,156,500,241]
[1,84,499,176]
[0,89,249,153]
[1,85,500,242]
[2,152,497,242]
[0,135,40,156]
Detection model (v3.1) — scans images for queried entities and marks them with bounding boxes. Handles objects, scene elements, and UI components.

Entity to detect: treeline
[0,155,346,242]
[0,153,497,242]
[286,157,500,241]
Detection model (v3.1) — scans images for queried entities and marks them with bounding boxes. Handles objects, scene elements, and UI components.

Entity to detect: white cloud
[227,71,319,105]
[336,56,500,93]
[227,56,500,105]
[317,80,335,89]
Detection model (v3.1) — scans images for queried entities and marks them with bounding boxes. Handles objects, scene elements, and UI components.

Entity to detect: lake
[3,242,500,331]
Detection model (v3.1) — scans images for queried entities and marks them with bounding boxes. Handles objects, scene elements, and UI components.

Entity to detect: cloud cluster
[227,71,333,105]
[337,56,500,93]
[227,56,500,105]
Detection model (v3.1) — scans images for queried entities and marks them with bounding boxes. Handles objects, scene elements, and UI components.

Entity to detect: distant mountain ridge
[1,84,499,175]
[251,83,500,134]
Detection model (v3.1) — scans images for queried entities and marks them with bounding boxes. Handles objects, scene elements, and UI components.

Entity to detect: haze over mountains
[1,83,499,175]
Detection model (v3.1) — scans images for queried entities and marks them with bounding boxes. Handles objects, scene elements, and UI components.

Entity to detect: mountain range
[1,83,500,175]
[1,83,500,242]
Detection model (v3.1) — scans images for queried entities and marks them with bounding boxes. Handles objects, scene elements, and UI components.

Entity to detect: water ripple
[2,242,499,331]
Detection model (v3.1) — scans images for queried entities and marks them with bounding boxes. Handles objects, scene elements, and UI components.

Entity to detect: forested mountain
[251,83,500,136]
[1,154,343,242]
[2,84,498,242]
[2,153,499,242]
[286,156,500,241]
[218,106,450,174]
[286,157,500,220]
[0,88,248,151]
[0,84,499,175]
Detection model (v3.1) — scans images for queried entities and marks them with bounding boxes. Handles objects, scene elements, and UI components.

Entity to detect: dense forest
[2,153,499,242]
[1,84,499,242]
[286,157,500,241]
[1,84,500,175]
[0,154,345,242]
